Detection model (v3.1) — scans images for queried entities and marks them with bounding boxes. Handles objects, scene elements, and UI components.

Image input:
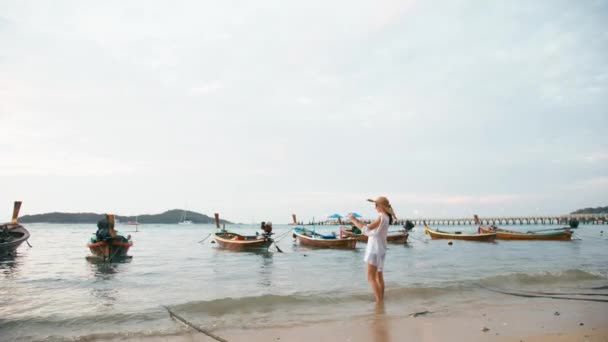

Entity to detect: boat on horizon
[178,210,193,224]
[293,227,357,249]
[0,201,30,257]
[125,216,140,225]
[87,214,133,261]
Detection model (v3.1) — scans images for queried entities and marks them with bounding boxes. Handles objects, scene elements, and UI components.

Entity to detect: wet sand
[101,297,608,342]
[219,299,607,342]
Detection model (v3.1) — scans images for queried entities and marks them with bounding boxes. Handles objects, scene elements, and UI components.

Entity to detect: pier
[397,214,607,226]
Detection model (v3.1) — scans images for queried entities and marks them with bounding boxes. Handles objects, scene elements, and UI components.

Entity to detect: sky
[1,0,607,223]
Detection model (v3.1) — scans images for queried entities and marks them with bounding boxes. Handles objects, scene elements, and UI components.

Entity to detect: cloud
[568,176,608,191]
[0,0,606,221]
[284,191,525,207]
[584,152,608,163]
[188,82,225,95]
[0,154,140,177]
[391,193,524,205]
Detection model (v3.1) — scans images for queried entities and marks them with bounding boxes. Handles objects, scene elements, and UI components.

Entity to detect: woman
[349,196,397,303]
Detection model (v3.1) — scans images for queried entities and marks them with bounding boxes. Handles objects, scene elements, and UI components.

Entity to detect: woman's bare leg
[376,271,385,302]
[367,264,381,302]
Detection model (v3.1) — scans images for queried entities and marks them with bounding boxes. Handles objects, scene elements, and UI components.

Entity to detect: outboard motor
[261,222,273,239]
[569,219,579,228]
[404,220,415,231]
[96,218,112,241]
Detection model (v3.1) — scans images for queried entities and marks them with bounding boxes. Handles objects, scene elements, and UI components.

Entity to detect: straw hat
[367,196,397,220]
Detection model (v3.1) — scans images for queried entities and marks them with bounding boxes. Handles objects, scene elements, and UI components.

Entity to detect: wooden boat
[212,213,274,251]
[87,214,133,261]
[0,201,30,257]
[477,226,572,240]
[424,225,496,242]
[213,231,274,250]
[340,227,409,243]
[473,215,572,241]
[293,227,357,249]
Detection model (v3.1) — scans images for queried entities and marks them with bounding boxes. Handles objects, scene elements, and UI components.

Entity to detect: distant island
[571,206,608,214]
[18,209,232,225]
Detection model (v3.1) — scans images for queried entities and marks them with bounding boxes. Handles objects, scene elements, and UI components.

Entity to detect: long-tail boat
[474,215,572,241]
[213,213,274,250]
[424,224,496,242]
[477,226,573,240]
[0,201,30,257]
[340,226,409,243]
[293,227,357,249]
[87,214,133,261]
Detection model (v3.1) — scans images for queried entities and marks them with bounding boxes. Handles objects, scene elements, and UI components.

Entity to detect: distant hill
[571,206,608,214]
[18,209,232,224]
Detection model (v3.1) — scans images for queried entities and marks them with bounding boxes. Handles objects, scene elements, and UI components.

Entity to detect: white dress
[363,213,389,271]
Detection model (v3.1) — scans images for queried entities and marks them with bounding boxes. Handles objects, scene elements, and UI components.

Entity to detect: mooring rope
[163,305,228,342]
[198,233,212,243]
[476,283,608,303]
[106,245,122,262]
[274,229,294,242]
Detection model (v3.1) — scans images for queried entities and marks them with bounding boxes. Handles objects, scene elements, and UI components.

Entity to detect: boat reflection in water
[256,250,274,288]
[86,257,132,308]
[0,255,22,279]
[86,256,132,277]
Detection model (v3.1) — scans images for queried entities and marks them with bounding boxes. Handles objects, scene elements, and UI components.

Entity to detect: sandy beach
[220,299,608,342]
[97,296,608,342]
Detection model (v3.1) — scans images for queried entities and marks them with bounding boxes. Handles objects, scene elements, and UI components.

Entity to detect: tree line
[18,209,232,224]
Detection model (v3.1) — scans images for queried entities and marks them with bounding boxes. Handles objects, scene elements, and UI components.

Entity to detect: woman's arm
[349,215,380,232]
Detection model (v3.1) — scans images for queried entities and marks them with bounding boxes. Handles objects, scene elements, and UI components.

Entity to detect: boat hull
[0,224,30,256]
[293,228,357,249]
[478,227,572,241]
[87,240,133,260]
[425,227,496,242]
[341,228,408,243]
[213,232,273,250]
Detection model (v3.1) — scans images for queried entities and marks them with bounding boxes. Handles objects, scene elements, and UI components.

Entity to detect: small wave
[172,293,347,316]
[67,327,192,342]
[478,269,605,287]
[170,271,605,318]
[11,327,194,342]
[0,311,163,328]
[171,286,458,318]
[0,311,169,342]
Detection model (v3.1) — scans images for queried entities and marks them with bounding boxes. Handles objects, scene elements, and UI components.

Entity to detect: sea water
[1,223,606,341]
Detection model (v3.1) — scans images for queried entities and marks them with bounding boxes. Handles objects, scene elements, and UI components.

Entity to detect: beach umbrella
[348,212,362,218]
[327,213,343,225]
